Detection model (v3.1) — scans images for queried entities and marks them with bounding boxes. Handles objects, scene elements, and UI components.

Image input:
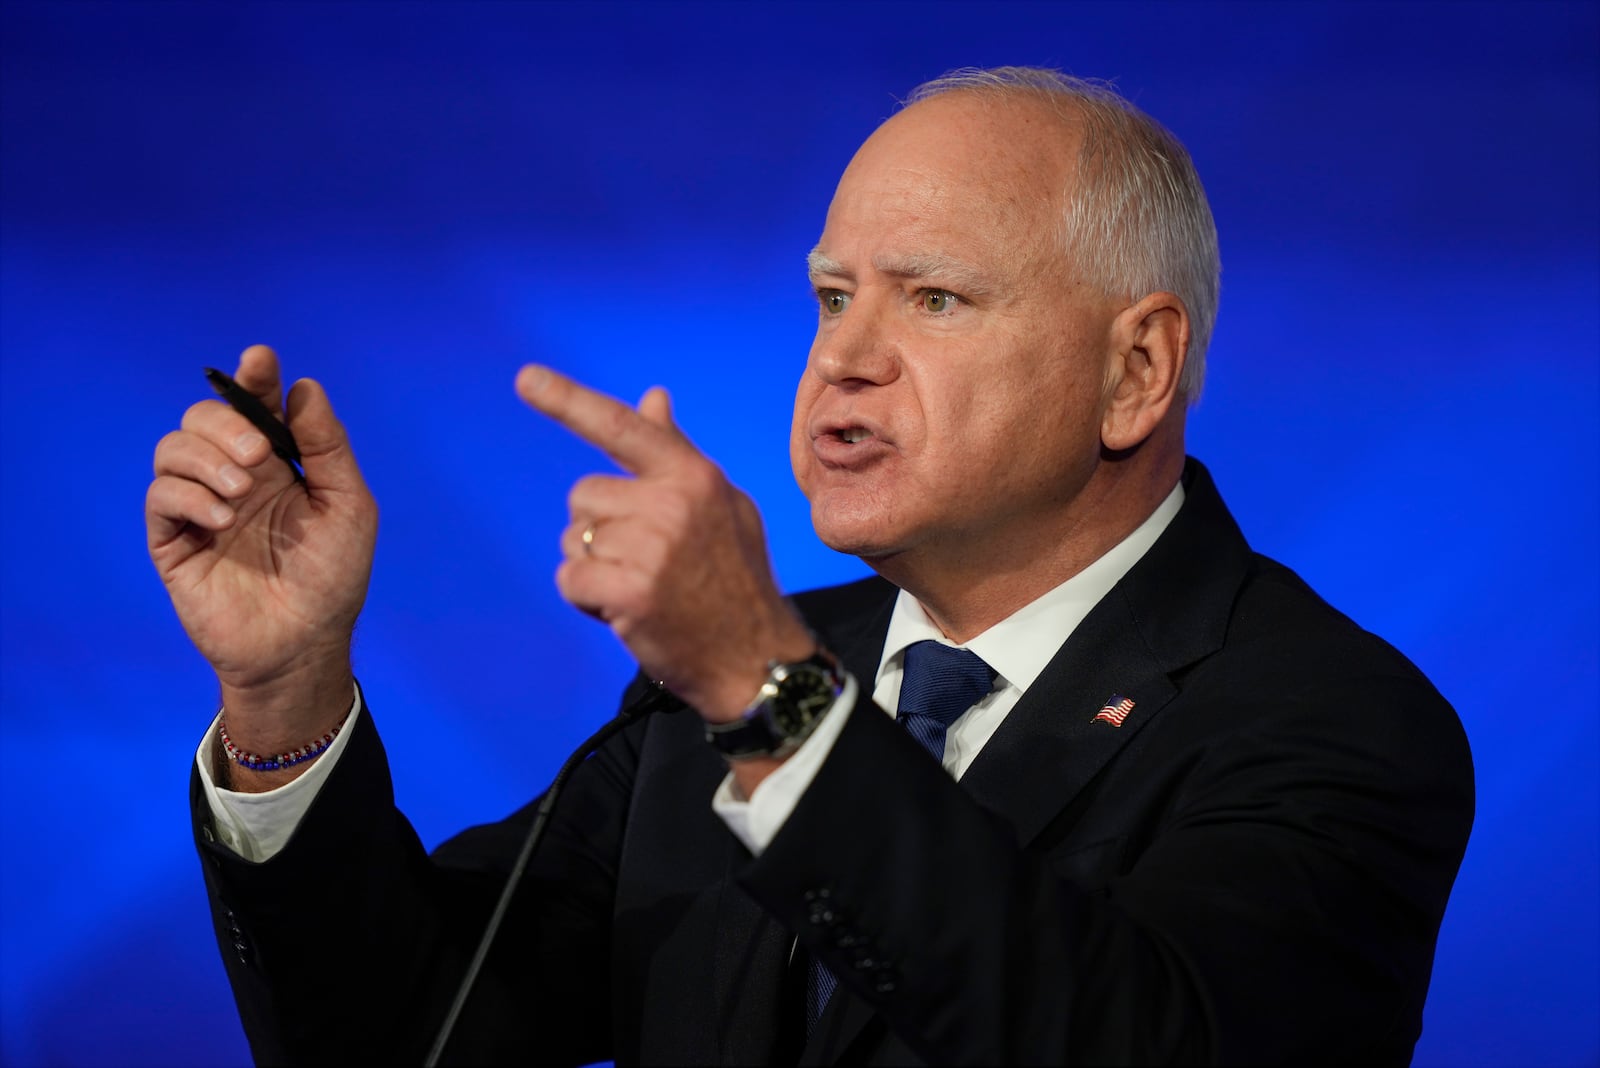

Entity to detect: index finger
[516,364,688,475]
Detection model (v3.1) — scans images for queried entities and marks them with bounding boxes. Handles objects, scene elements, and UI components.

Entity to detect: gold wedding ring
[581,521,598,555]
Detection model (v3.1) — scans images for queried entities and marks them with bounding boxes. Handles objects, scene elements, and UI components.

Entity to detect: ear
[1100,292,1189,452]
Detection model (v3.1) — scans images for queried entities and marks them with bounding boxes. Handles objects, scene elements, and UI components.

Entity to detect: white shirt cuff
[196,685,364,863]
[711,672,859,856]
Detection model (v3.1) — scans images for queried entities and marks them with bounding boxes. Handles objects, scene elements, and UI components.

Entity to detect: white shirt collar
[875,480,1187,703]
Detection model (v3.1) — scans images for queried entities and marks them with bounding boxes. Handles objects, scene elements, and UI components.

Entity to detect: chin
[820,535,902,563]
[809,502,902,561]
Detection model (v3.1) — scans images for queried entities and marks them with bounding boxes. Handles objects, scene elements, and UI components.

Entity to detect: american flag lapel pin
[1092,694,1136,727]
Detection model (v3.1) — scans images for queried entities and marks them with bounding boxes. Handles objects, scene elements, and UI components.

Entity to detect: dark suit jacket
[192,459,1473,1065]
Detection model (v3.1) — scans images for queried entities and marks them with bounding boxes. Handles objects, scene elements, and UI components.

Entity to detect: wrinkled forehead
[820,91,1082,264]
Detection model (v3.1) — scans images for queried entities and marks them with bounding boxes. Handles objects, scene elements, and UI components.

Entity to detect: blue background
[1,2,1596,1064]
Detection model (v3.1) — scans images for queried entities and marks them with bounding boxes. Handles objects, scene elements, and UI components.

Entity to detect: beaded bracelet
[219,711,350,772]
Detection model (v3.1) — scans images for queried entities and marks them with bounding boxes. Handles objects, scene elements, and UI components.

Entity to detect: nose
[807,291,901,390]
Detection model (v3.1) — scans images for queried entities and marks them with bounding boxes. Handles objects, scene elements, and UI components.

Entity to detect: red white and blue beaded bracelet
[218,711,350,772]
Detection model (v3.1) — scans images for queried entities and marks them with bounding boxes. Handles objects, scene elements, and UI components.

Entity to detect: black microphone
[423,678,687,1067]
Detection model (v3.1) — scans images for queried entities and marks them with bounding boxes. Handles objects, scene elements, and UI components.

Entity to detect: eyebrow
[807,249,847,281]
[806,247,999,297]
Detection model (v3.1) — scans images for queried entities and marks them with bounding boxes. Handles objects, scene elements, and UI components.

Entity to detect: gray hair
[906,67,1220,402]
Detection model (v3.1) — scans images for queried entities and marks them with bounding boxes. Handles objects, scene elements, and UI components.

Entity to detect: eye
[818,289,850,316]
[919,289,960,314]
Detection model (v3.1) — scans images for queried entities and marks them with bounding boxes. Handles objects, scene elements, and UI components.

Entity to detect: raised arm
[148,344,377,790]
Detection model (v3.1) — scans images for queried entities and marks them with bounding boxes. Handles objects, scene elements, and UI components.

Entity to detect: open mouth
[811,419,888,464]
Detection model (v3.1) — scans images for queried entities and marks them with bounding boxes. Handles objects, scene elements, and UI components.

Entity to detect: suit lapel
[958,587,1176,845]
[788,461,1254,1064]
[961,458,1250,846]
[786,572,1188,852]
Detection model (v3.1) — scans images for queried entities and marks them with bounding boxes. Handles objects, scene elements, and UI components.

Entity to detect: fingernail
[234,431,267,456]
[522,365,548,393]
[218,464,247,492]
[210,503,234,525]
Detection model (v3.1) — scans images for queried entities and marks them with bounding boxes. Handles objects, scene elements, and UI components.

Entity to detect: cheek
[790,375,822,486]
[923,345,1097,469]
[917,359,1028,449]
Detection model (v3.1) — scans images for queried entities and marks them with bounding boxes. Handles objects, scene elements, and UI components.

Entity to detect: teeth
[840,428,869,444]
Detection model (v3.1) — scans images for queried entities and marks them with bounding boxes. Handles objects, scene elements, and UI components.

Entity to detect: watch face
[771,666,838,735]
[707,651,843,760]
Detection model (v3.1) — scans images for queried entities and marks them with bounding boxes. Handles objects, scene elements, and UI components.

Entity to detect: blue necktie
[895,640,997,763]
[806,640,996,1031]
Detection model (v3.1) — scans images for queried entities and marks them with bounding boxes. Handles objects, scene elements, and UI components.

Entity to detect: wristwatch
[705,649,845,761]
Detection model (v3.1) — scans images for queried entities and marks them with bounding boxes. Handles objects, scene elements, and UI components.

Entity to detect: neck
[868,439,1184,643]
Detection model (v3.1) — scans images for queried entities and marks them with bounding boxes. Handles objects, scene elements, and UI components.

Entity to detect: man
[149,68,1473,1064]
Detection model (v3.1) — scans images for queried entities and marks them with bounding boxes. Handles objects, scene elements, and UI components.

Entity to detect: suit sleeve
[191,696,645,1066]
[736,670,1474,1066]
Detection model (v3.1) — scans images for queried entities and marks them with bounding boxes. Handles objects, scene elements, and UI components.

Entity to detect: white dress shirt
[197,685,364,862]
[712,480,1185,854]
[201,482,1184,863]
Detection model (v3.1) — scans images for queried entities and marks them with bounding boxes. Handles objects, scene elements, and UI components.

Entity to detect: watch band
[705,649,844,761]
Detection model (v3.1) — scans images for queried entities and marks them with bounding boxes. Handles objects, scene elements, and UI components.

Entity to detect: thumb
[637,385,675,429]
[284,378,365,493]
[637,386,700,452]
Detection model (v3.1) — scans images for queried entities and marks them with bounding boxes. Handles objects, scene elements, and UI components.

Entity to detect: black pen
[203,367,306,485]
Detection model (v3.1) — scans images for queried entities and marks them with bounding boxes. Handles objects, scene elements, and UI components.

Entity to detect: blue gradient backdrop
[2,2,1596,1065]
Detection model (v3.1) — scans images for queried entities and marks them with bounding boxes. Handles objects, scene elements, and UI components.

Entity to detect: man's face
[791,92,1123,569]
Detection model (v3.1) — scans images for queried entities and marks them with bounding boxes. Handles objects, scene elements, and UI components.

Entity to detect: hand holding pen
[203,365,307,485]
[145,345,378,790]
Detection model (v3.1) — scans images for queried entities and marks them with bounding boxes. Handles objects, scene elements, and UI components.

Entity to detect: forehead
[816,92,1081,272]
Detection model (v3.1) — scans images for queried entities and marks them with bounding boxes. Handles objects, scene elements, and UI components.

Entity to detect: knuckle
[613,582,651,622]
[153,430,187,472]
[680,458,720,495]
[145,472,178,505]
[148,475,200,521]
[568,474,606,512]
[656,491,692,529]
[179,399,224,431]
[602,403,635,442]
[554,559,580,598]
[631,539,670,577]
